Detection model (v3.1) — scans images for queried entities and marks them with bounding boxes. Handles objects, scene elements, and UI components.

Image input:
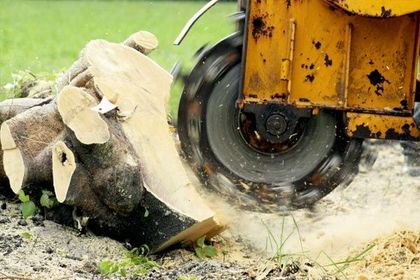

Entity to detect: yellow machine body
[242,0,420,140]
[327,0,420,17]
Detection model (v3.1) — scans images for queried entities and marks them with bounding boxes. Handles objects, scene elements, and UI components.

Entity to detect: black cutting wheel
[177,33,364,212]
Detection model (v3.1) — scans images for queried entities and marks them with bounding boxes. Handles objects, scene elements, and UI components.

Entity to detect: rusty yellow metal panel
[346,112,420,140]
[325,0,420,17]
[242,0,419,115]
[346,16,418,112]
[287,1,349,108]
[242,0,289,102]
[243,0,349,106]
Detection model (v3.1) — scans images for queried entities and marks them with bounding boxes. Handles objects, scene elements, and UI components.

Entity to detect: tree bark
[0,97,54,186]
[0,99,63,193]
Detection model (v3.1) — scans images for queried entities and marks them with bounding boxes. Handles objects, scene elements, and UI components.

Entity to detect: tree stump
[0,31,224,252]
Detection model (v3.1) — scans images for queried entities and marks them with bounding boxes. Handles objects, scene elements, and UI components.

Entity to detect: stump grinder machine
[175,0,420,212]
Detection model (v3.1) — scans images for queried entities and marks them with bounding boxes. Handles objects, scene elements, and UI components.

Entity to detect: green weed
[40,190,58,209]
[261,214,374,279]
[21,231,32,240]
[18,190,37,219]
[320,243,375,279]
[177,275,200,280]
[18,189,59,219]
[97,245,159,277]
[261,214,375,279]
[263,215,304,269]
[194,235,217,259]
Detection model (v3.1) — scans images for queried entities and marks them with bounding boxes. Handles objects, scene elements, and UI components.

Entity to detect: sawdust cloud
[199,143,420,266]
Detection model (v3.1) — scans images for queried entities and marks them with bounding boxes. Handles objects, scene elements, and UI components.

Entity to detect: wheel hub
[242,103,312,145]
[266,114,288,136]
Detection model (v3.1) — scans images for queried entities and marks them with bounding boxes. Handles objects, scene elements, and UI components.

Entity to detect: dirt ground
[0,142,419,280]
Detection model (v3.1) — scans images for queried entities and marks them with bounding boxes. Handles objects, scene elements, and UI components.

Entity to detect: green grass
[0,0,236,115]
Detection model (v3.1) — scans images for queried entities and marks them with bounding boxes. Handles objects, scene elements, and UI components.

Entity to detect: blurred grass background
[0,0,236,117]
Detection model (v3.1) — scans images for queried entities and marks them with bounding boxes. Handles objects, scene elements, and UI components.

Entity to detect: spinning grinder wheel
[177,34,364,212]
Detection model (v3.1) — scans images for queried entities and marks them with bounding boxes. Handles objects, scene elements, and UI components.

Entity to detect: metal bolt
[266,114,288,136]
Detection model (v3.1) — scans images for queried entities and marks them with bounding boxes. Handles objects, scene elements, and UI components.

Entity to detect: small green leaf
[144,208,149,218]
[133,267,147,275]
[196,236,206,248]
[110,264,119,274]
[40,193,50,208]
[22,231,32,239]
[120,268,127,277]
[194,247,203,259]
[141,244,150,255]
[41,190,53,196]
[203,246,217,258]
[40,192,57,208]
[97,260,113,275]
[18,190,30,203]
[178,275,199,280]
[20,201,37,219]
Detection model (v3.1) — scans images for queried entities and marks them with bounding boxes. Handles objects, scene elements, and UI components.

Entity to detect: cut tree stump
[0,31,225,252]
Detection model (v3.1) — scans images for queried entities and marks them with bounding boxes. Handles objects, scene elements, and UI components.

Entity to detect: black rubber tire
[177,33,363,212]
